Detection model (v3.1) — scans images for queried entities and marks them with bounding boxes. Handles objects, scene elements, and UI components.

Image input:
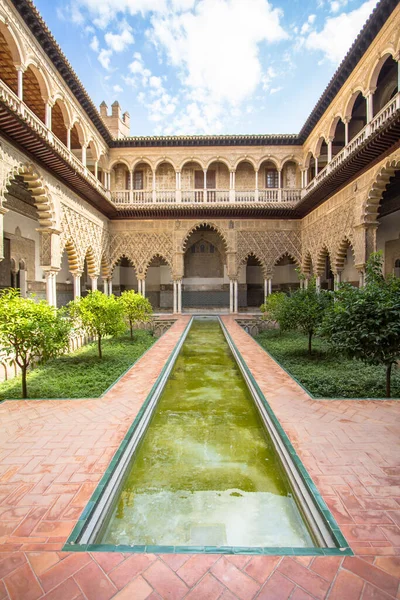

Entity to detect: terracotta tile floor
[0,316,399,599]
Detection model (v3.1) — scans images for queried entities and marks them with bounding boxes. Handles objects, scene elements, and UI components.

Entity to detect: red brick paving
[0,316,399,598]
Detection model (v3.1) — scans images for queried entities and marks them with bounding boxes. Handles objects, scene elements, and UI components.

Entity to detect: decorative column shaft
[108,279,113,295]
[91,277,98,291]
[268,278,272,296]
[264,278,268,302]
[103,278,108,296]
[73,272,82,299]
[52,271,57,307]
[45,102,52,130]
[66,127,71,151]
[173,281,177,314]
[177,280,182,313]
[45,271,53,306]
[229,280,234,313]
[17,68,23,100]
[19,268,27,298]
[234,280,238,313]
[142,279,146,298]
[81,145,87,168]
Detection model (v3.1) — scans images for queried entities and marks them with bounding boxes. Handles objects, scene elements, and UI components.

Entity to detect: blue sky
[34,0,377,136]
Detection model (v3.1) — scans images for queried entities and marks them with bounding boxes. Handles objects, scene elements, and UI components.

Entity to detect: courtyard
[0,317,399,599]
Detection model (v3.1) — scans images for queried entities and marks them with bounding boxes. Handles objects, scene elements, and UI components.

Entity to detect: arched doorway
[111,256,138,295]
[272,254,299,291]
[182,224,229,310]
[376,168,400,277]
[145,256,173,311]
[336,240,358,286]
[244,255,264,307]
[1,174,42,298]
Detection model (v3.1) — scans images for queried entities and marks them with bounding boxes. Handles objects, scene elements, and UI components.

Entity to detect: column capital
[71,271,83,279]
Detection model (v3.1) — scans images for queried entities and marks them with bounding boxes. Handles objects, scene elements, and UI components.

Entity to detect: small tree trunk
[98,334,102,359]
[386,363,392,398]
[130,320,133,339]
[308,331,313,355]
[21,364,28,399]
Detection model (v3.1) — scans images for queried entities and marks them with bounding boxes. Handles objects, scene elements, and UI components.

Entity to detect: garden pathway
[0,315,399,599]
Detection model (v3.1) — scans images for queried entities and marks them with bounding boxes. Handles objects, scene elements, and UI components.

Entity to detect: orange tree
[0,289,71,398]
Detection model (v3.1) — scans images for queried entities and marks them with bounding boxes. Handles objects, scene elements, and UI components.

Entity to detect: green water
[101,318,315,548]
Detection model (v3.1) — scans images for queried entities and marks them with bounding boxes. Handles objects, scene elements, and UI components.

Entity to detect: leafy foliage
[321,252,400,397]
[68,291,125,358]
[119,290,153,338]
[0,289,71,398]
[272,279,333,354]
[0,331,154,400]
[260,292,287,323]
[255,330,400,399]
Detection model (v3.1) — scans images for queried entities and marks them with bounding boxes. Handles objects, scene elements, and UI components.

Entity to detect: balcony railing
[111,187,302,207]
[0,79,111,201]
[304,91,400,196]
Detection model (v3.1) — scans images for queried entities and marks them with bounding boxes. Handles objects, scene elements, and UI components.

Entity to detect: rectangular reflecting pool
[98,317,316,548]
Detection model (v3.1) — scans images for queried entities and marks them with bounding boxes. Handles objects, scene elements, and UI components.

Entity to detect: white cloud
[66,0,167,29]
[150,0,287,108]
[305,0,376,64]
[300,13,316,34]
[113,84,123,92]
[330,0,348,13]
[90,35,99,52]
[270,86,282,94]
[105,26,134,52]
[98,48,112,69]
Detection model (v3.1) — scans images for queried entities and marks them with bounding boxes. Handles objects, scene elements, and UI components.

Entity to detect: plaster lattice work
[109,232,174,276]
[60,204,108,275]
[301,203,355,273]
[0,135,109,272]
[236,230,302,276]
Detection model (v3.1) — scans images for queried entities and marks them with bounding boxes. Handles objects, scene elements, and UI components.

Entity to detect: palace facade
[0,0,399,312]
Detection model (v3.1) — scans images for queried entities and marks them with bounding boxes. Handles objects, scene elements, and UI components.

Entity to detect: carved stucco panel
[109,232,174,277]
[236,230,302,276]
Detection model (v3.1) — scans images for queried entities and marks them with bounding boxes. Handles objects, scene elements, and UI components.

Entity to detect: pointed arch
[182,222,229,252]
[143,252,173,276]
[100,253,111,279]
[315,245,332,275]
[82,246,98,277]
[111,253,138,275]
[302,252,313,277]
[334,237,355,272]
[272,251,300,272]
[62,238,80,272]
[363,156,400,224]
[3,163,56,228]
[240,252,267,277]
